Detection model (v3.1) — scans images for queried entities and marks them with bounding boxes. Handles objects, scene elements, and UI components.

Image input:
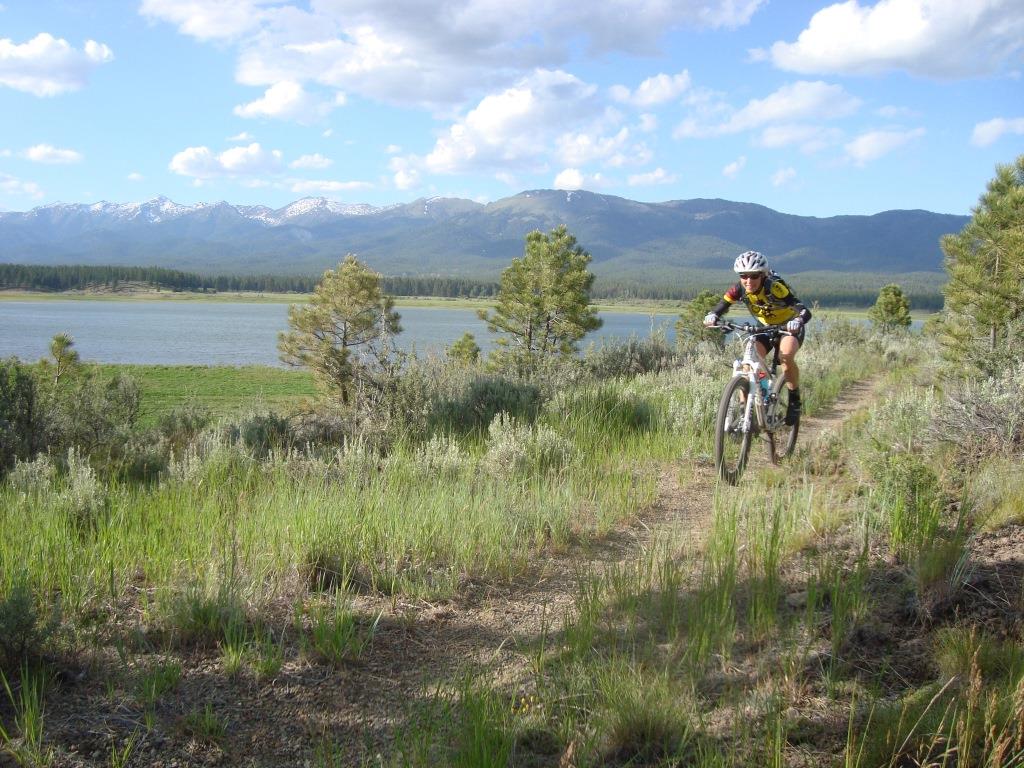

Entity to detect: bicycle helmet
[733,250,769,274]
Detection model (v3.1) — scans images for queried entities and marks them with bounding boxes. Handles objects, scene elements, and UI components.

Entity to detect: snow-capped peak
[276,197,379,219]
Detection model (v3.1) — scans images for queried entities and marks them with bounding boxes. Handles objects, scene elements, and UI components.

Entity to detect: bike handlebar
[709,320,794,336]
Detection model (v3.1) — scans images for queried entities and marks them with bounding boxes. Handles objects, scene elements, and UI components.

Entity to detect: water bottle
[758,371,770,401]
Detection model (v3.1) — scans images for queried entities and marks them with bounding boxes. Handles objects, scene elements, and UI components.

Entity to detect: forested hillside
[0,263,947,307]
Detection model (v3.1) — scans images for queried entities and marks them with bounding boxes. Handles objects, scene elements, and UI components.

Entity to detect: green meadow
[97,364,316,426]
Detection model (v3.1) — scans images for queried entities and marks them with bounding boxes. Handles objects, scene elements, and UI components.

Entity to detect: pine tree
[48,332,80,384]
[675,290,726,352]
[278,254,401,402]
[868,284,912,333]
[448,332,481,365]
[938,155,1024,372]
[478,226,601,374]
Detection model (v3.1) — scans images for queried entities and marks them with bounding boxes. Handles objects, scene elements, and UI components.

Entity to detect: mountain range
[0,190,968,281]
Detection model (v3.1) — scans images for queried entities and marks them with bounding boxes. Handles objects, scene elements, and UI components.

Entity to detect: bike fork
[741,380,756,432]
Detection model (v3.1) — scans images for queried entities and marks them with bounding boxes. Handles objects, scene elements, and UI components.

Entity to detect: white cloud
[759,0,1024,78]
[322,128,334,138]
[389,156,420,190]
[413,69,601,176]
[628,167,676,186]
[971,117,1024,147]
[772,167,797,186]
[24,144,82,164]
[674,81,860,138]
[127,172,144,181]
[723,156,746,178]
[844,127,925,165]
[234,81,335,123]
[756,124,843,153]
[611,71,691,107]
[290,179,372,194]
[139,0,270,41]
[0,172,43,199]
[169,142,284,179]
[0,32,113,96]
[556,127,645,167]
[553,168,607,190]
[289,153,333,169]
[147,0,766,108]
[385,144,402,154]
[228,131,254,142]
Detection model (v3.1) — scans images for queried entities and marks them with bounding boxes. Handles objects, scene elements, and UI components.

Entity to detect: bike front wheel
[714,375,753,485]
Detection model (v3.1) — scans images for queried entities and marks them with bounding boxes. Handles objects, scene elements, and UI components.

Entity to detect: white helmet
[733,250,769,274]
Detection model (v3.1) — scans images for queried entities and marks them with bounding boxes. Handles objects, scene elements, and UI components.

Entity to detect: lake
[0,300,682,366]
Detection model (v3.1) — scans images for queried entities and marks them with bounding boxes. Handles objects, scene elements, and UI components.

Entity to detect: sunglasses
[739,273,763,280]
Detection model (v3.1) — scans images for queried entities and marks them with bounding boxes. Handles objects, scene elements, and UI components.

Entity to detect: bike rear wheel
[768,387,799,464]
[714,375,753,485]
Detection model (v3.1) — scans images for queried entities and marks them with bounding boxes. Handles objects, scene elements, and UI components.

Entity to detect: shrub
[809,314,871,348]
[0,358,47,477]
[46,368,141,471]
[116,433,171,482]
[586,336,679,379]
[223,411,295,458]
[411,434,471,478]
[0,577,57,672]
[928,363,1024,463]
[482,414,573,476]
[290,408,352,448]
[60,447,107,525]
[8,454,56,495]
[432,376,542,433]
[158,401,212,453]
[547,384,655,438]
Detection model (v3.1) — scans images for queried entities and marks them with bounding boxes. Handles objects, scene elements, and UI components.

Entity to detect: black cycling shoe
[785,390,801,426]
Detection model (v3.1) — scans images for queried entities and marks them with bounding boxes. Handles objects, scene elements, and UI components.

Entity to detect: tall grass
[424,329,1024,766]
[4,324,956,764]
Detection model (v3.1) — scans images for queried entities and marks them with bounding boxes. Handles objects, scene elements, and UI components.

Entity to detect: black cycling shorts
[753,325,805,357]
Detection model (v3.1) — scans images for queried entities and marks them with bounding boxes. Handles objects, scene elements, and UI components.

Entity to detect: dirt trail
[327,376,888,755]
[38,377,886,767]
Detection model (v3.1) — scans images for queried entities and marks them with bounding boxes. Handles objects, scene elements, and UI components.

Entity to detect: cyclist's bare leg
[756,340,771,359]
[779,336,800,390]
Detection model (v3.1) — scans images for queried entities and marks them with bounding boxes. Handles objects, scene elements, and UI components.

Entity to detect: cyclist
[703,250,812,425]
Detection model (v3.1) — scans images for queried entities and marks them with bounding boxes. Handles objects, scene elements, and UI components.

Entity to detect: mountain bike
[710,321,800,484]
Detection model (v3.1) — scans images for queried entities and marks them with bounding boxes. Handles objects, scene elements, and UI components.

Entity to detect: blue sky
[1,0,1022,216]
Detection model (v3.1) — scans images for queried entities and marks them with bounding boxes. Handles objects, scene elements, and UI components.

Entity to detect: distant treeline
[593,268,947,310]
[0,263,946,309]
[0,264,499,298]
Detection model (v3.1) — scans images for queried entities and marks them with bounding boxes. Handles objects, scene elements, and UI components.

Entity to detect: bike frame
[720,321,791,434]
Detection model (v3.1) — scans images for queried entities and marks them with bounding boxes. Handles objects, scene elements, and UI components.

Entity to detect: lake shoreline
[0,288,936,318]
[0,288,682,315]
